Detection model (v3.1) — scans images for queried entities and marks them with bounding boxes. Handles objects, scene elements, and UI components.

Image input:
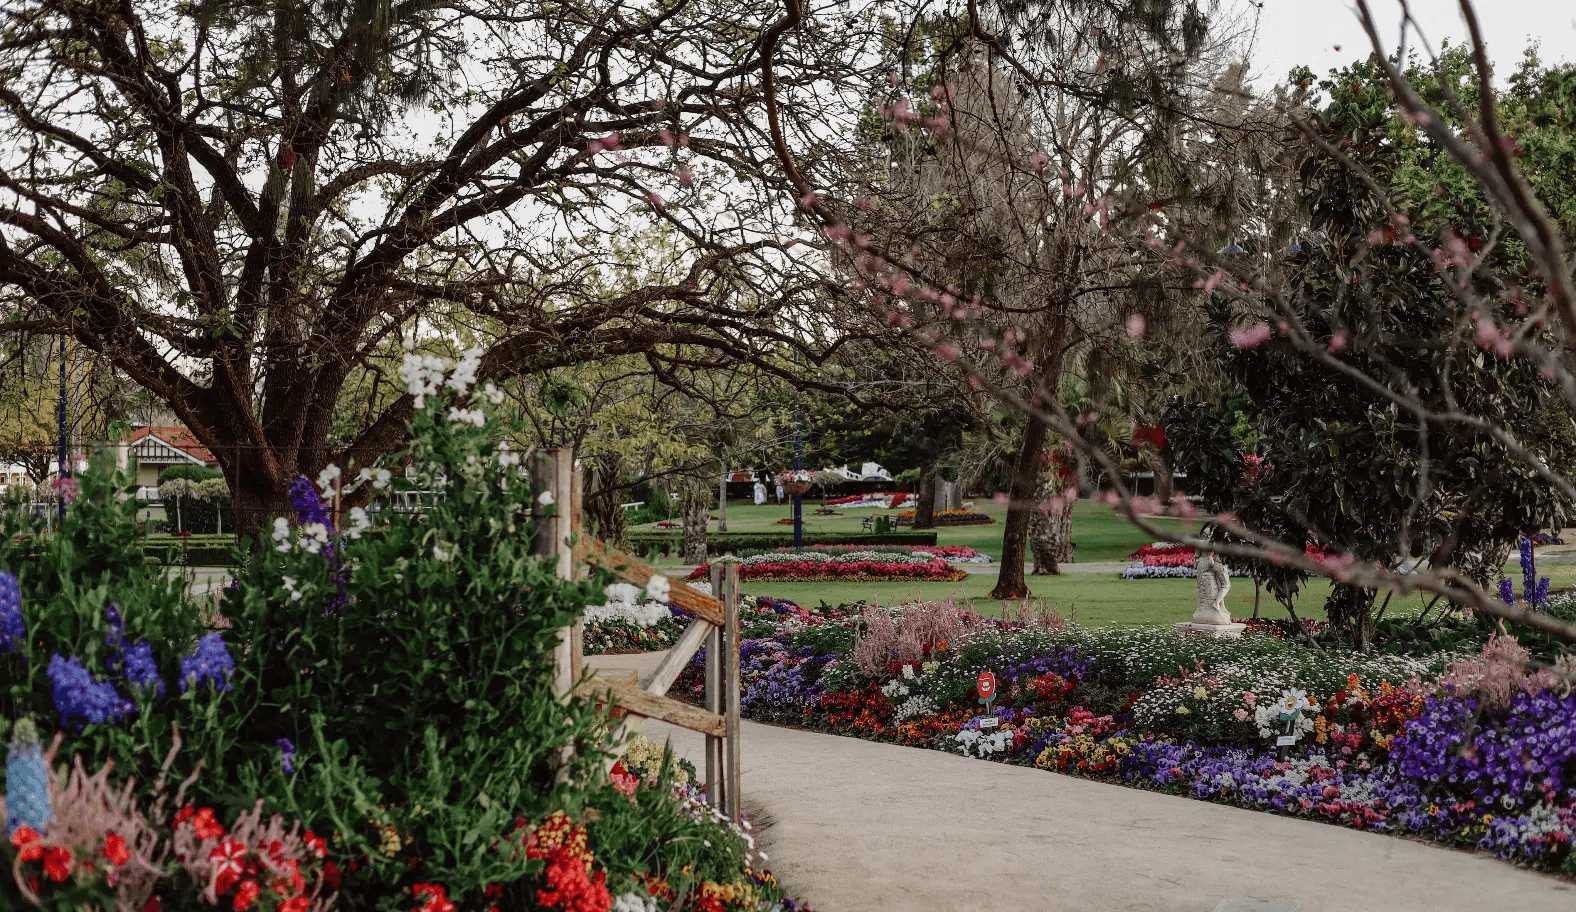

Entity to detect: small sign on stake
[976,671,998,726]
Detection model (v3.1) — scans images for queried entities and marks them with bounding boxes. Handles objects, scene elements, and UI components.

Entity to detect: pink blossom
[1328,331,1347,352]
[1229,323,1272,348]
[1126,314,1146,339]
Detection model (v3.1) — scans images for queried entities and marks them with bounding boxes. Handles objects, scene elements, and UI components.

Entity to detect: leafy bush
[1,361,789,911]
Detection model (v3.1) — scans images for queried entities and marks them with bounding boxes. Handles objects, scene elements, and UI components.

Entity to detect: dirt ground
[587,651,1576,912]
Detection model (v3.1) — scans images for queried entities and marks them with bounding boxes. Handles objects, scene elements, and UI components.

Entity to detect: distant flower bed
[894,509,995,527]
[783,544,992,564]
[820,492,909,508]
[688,550,967,582]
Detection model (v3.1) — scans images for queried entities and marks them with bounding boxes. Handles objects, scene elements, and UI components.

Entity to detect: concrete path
[588,651,1575,912]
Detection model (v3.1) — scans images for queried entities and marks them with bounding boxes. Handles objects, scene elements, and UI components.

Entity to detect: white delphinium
[399,352,451,408]
[316,464,342,496]
[344,507,371,539]
[272,517,291,552]
[537,490,555,507]
[482,382,506,405]
[432,542,453,562]
[497,441,521,468]
[281,576,304,602]
[448,348,482,391]
[447,406,486,427]
[301,522,330,555]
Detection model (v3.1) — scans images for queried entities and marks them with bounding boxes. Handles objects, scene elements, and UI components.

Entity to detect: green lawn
[641,495,1576,628]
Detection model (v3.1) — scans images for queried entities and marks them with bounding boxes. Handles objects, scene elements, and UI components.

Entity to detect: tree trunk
[1324,583,1377,652]
[1029,468,1074,574]
[718,467,728,532]
[913,472,938,530]
[584,454,628,547]
[681,479,710,564]
[989,413,1051,599]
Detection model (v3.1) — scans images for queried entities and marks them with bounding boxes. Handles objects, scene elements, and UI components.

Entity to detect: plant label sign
[977,671,998,713]
[1276,735,1296,747]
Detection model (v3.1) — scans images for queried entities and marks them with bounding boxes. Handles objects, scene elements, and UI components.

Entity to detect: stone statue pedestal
[1172,620,1247,639]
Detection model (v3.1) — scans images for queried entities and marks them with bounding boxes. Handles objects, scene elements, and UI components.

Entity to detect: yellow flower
[1193,686,1208,699]
[1175,705,1191,715]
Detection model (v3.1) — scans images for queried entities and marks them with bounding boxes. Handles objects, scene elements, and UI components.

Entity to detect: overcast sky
[1247,0,1576,88]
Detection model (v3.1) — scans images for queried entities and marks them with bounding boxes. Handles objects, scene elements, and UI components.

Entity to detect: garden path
[588,651,1576,912]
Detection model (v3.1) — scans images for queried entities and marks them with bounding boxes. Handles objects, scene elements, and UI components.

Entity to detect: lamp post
[56,334,67,519]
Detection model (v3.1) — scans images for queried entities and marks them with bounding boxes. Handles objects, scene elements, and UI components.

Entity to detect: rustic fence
[529,448,743,822]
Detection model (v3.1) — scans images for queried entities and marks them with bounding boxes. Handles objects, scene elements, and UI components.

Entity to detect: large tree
[0,0,877,535]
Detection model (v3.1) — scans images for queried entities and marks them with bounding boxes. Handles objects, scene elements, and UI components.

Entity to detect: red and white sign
[977,671,997,701]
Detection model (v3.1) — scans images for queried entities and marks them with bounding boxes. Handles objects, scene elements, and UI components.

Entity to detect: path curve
[589,652,1574,912]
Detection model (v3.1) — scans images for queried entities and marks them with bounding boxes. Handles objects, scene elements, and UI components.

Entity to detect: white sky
[1247,0,1576,88]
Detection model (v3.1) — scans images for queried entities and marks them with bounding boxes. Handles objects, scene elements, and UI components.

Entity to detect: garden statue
[1173,551,1246,638]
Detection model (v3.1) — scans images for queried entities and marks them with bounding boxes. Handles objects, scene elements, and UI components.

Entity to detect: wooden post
[532,448,579,698]
[705,563,725,810]
[722,562,741,825]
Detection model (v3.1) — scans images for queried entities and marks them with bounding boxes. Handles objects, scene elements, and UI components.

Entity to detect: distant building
[121,426,220,494]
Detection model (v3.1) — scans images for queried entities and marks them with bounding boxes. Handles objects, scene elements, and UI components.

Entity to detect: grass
[640,495,1576,628]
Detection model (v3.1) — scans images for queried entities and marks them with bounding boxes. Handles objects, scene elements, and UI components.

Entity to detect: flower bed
[892,510,995,527]
[687,550,968,583]
[671,598,1576,874]
[773,544,991,564]
[820,492,909,508]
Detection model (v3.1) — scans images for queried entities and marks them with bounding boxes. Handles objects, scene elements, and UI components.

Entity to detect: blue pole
[57,334,68,519]
[793,356,803,549]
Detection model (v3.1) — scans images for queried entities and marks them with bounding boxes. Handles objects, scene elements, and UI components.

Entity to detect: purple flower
[178,633,235,693]
[48,654,133,726]
[1498,578,1515,606]
[276,738,297,775]
[0,572,23,654]
[288,475,335,532]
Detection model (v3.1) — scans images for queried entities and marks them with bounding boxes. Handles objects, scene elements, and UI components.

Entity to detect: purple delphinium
[276,738,297,775]
[1518,537,1549,608]
[288,475,335,531]
[103,605,166,696]
[0,572,23,654]
[48,654,134,726]
[178,632,236,693]
[1498,578,1516,606]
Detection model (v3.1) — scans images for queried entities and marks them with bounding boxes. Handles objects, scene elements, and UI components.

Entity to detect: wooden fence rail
[533,448,742,823]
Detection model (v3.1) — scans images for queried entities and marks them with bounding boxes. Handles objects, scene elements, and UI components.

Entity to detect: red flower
[43,847,73,883]
[104,832,131,867]
[279,898,311,912]
[413,883,456,912]
[173,806,195,826]
[10,826,44,863]
[303,831,327,858]
[321,861,343,890]
[192,808,225,840]
[144,897,161,912]
[233,879,260,911]
[209,838,248,894]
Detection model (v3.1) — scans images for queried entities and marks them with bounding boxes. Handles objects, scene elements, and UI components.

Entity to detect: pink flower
[1229,323,1272,349]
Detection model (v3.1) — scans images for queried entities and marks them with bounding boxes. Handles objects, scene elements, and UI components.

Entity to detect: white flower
[645,574,671,602]
[446,406,486,427]
[483,382,505,405]
[316,464,342,496]
[271,517,290,542]
[448,347,482,392]
[538,490,555,507]
[281,576,303,602]
[345,507,371,540]
[399,352,451,409]
[433,543,452,562]
[902,664,916,680]
[300,522,330,555]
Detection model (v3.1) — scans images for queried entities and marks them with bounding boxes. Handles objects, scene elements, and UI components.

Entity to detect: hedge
[141,533,237,567]
[624,530,939,558]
